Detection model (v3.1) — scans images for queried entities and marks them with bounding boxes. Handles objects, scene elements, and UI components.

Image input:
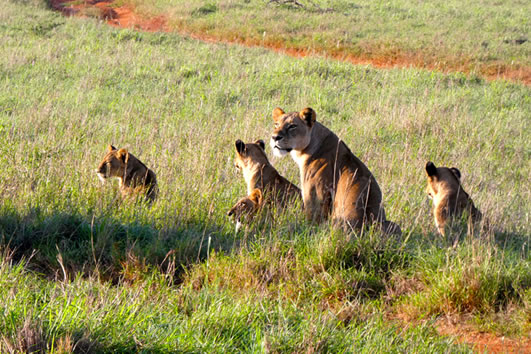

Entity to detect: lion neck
[289,122,336,177]
[243,163,278,195]
[433,181,472,214]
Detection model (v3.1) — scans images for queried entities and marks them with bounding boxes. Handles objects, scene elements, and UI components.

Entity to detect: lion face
[270,107,316,157]
[96,145,129,183]
[234,139,269,171]
[227,188,263,220]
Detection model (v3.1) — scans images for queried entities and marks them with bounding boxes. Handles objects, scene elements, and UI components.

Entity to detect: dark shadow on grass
[0,206,238,283]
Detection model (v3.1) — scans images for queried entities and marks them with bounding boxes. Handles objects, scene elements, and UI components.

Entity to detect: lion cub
[270,107,401,235]
[227,188,263,224]
[425,161,482,236]
[228,139,300,220]
[96,145,158,201]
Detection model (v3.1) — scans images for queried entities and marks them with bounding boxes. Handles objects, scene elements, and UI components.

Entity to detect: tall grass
[0,0,529,350]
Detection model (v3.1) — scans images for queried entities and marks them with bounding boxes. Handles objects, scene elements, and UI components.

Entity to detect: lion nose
[272,135,283,142]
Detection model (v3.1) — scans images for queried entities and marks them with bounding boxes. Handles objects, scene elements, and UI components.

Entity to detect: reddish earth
[437,317,531,353]
[49,0,168,32]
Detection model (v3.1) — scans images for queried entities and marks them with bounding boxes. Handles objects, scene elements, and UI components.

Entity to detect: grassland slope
[0,0,529,351]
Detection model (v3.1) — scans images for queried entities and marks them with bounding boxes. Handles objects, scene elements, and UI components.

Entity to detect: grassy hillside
[128,0,531,82]
[0,0,529,351]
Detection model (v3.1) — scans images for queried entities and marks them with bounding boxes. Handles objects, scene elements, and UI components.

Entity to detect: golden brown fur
[425,161,482,236]
[229,139,300,219]
[270,107,400,235]
[96,145,158,202]
[227,188,263,222]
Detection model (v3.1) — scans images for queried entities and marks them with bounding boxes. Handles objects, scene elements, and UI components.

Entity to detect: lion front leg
[302,186,332,223]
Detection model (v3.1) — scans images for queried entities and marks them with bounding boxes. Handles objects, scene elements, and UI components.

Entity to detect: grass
[0,0,530,351]
[126,0,530,82]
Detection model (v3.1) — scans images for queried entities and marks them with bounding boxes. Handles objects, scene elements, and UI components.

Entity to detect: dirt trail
[50,0,531,86]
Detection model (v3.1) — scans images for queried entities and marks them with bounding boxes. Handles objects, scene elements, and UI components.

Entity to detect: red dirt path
[49,0,531,86]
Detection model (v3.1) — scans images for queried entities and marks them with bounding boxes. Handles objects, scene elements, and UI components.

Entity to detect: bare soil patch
[49,0,168,32]
[437,316,531,353]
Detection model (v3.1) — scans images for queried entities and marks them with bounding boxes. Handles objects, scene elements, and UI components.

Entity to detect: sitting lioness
[229,139,300,219]
[270,107,400,235]
[96,145,158,201]
[425,161,482,236]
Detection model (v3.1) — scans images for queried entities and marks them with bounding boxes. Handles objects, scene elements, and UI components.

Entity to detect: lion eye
[288,125,297,130]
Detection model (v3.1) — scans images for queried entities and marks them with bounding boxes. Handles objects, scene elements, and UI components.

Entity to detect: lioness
[230,139,300,218]
[270,107,400,235]
[425,161,482,236]
[96,145,158,201]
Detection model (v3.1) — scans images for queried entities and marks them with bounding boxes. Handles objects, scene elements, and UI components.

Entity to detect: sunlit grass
[128,0,530,81]
[0,0,529,351]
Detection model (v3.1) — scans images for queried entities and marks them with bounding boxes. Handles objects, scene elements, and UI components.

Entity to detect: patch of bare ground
[49,0,168,32]
[436,315,531,353]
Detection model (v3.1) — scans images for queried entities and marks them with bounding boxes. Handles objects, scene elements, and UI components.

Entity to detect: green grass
[128,0,530,81]
[0,0,530,351]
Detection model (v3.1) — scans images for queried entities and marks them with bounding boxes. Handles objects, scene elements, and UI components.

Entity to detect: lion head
[227,188,263,221]
[96,145,129,183]
[270,107,316,157]
[234,139,269,171]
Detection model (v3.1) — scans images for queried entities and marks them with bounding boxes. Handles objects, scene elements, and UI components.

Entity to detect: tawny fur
[270,107,400,235]
[96,145,158,202]
[425,161,482,236]
[229,139,300,220]
[227,188,263,222]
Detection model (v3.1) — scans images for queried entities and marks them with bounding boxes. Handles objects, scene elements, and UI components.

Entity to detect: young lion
[228,139,300,220]
[270,107,400,235]
[425,161,482,236]
[227,188,263,223]
[96,145,158,201]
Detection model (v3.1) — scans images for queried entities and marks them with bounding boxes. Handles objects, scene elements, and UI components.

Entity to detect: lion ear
[107,144,117,152]
[425,161,437,177]
[255,139,265,150]
[272,107,285,122]
[235,139,246,154]
[450,167,461,180]
[299,107,316,127]
[117,148,129,163]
